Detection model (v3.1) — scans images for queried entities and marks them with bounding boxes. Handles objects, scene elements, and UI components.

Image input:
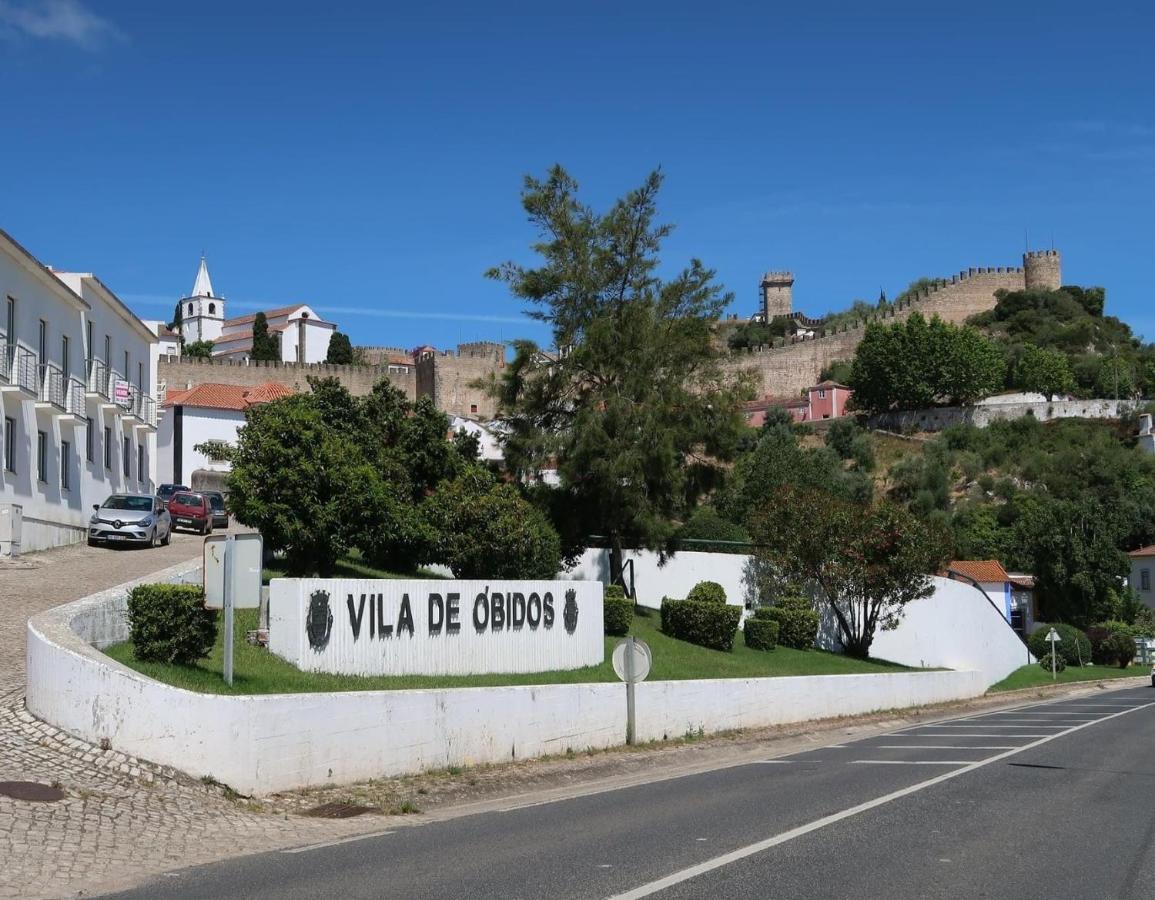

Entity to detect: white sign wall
[269,579,604,676]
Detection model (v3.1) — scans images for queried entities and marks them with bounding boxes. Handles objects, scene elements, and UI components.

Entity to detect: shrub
[603,585,633,637]
[686,581,727,605]
[756,594,819,650]
[1101,631,1136,669]
[661,598,742,651]
[1028,623,1091,667]
[1038,654,1066,674]
[744,618,779,651]
[127,584,217,665]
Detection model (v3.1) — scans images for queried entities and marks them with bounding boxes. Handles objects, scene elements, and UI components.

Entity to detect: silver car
[88,494,172,548]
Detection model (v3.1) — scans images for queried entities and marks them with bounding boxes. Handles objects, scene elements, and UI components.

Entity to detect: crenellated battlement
[729,252,1054,398]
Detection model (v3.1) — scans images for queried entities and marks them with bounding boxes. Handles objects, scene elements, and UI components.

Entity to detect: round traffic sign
[612,638,652,683]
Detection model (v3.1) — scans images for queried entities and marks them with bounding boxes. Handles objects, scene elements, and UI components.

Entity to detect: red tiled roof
[214,324,290,345]
[162,382,294,411]
[946,560,1010,583]
[1130,545,1155,558]
[811,380,851,390]
[222,304,307,328]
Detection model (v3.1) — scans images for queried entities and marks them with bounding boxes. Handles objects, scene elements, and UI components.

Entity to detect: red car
[167,492,214,535]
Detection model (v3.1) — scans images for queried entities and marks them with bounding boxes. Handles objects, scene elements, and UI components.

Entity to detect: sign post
[612,637,652,745]
[1046,627,1062,681]
[222,534,235,686]
[203,532,263,687]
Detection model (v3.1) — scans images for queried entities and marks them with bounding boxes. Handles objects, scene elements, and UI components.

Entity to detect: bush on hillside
[1101,631,1136,669]
[755,594,819,650]
[1086,621,1138,665]
[1028,623,1091,667]
[686,581,727,605]
[1038,654,1066,674]
[127,584,217,665]
[743,618,779,651]
[603,585,633,637]
[661,598,742,652]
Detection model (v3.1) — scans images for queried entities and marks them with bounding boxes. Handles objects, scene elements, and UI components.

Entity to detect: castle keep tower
[1023,249,1062,291]
[760,271,794,320]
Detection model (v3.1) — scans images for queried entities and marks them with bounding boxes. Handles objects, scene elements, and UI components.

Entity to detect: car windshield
[207,495,225,510]
[158,485,185,499]
[102,495,152,512]
[172,493,202,506]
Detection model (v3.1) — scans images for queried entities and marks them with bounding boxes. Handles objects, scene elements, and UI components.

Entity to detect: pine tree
[326,331,354,364]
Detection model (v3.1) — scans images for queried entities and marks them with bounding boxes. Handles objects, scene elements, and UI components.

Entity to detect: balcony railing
[87,358,110,399]
[38,363,66,410]
[1,342,38,394]
[65,375,86,418]
[133,391,158,428]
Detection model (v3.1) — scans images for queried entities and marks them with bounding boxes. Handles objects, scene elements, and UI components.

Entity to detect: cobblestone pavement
[0,530,376,900]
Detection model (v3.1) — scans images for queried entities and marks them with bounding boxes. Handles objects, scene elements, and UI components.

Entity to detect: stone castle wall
[729,266,1029,398]
[416,343,505,419]
[158,356,417,401]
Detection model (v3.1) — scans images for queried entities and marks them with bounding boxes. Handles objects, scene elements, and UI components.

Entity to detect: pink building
[742,381,853,427]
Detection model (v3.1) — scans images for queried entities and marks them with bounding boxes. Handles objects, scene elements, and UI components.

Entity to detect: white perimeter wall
[866,576,1034,686]
[562,549,749,610]
[28,564,985,795]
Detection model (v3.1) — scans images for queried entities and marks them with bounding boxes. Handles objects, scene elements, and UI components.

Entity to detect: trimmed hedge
[661,598,742,652]
[1088,620,1140,665]
[686,581,727,605]
[1028,623,1091,667]
[127,583,217,665]
[1039,653,1067,674]
[603,585,633,637]
[744,618,779,651]
[1101,631,1136,668]
[755,595,819,650]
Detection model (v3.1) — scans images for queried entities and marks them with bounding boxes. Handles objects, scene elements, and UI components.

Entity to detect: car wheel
[150,527,159,549]
[161,526,171,546]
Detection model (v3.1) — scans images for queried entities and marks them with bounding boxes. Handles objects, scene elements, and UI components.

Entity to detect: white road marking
[909,724,1069,729]
[875,745,1017,750]
[281,829,396,854]
[887,732,1051,738]
[607,701,1154,899]
[851,760,975,766]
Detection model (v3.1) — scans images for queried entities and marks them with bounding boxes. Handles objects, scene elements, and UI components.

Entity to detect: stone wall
[158,355,416,401]
[728,267,1028,397]
[415,343,505,419]
[869,398,1134,433]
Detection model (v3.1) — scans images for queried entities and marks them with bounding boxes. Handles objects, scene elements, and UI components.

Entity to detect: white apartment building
[0,229,158,555]
[175,257,337,363]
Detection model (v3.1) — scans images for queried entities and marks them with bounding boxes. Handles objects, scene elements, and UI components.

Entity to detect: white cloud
[0,0,124,50]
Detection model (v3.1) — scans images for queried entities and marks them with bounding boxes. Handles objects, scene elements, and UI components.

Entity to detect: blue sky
[2,0,1153,349]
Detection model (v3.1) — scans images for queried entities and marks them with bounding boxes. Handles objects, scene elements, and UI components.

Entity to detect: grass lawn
[104,606,918,696]
[988,663,1148,693]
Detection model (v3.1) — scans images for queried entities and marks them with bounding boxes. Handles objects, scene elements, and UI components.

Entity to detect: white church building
[176,257,338,364]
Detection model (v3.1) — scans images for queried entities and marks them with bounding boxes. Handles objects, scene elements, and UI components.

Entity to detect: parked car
[89,494,171,548]
[202,491,230,530]
[168,492,214,535]
[156,483,190,508]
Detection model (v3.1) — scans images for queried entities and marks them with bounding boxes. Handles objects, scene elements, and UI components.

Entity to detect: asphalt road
[106,687,1155,900]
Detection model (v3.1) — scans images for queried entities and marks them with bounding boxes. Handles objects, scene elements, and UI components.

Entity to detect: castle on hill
[173,256,338,364]
[734,249,1063,399]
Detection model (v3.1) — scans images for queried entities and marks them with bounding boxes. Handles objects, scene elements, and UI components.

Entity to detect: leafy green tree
[1095,355,1136,399]
[849,312,1003,414]
[425,466,561,578]
[749,485,951,658]
[1016,344,1075,400]
[250,312,280,361]
[169,302,183,331]
[819,359,854,385]
[487,166,753,584]
[228,395,377,575]
[674,505,750,553]
[718,421,870,529]
[326,331,355,364]
[183,340,215,359]
[824,419,875,471]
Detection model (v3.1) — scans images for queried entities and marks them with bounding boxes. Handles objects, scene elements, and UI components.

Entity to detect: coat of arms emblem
[305,589,333,650]
[563,588,579,634]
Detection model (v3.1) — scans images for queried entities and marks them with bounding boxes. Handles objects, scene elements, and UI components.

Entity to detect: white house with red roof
[156,381,293,488]
[1129,545,1155,609]
[174,257,338,364]
[943,559,1037,637]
